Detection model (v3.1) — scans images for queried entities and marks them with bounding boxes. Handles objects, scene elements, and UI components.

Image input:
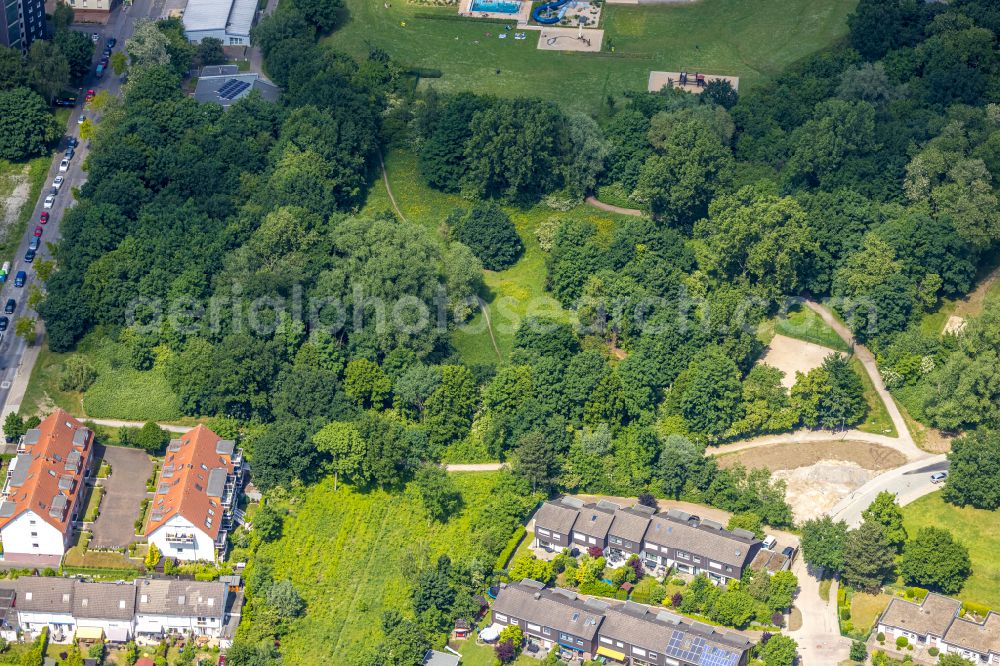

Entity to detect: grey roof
[879,594,961,638]
[0,502,15,518]
[608,507,651,543]
[183,0,255,36]
[73,581,136,621]
[600,599,751,660]
[168,439,182,452]
[72,429,90,447]
[944,612,1000,656]
[65,449,81,472]
[8,454,32,487]
[573,504,615,539]
[645,514,759,568]
[49,494,68,519]
[533,501,579,536]
[422,650,460,666]
[23,429,41,445]
[493,581,603,641]
[193,74,280,107]
[206,468,228,497]
[135,580,226,619]
[58,475,74,492]
[216,439,236,456]
[12,577,75,613]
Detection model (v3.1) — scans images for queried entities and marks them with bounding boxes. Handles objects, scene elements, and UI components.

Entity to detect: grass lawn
[901,492,1000,610]
[326,0,857,114]
[458,640,539,665]
[819,577,832,602]
[20,329,186,422]
[849,591,890,635]
[773,304,850,353]
[83,484,104,522]
[852,357,897,437]
[366,149,633,365]
[253,471,519,664]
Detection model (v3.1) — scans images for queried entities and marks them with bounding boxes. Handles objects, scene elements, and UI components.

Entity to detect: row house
[492,580,751,666]
[878,593,1000,664]
[5,577,234,646]
[145,425,246,562]
[0,411,95,564]
[532,498,761,584]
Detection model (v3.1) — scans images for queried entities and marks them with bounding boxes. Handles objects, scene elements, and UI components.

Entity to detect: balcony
[165,532,196,544]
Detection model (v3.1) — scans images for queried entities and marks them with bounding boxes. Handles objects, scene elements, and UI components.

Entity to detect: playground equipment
[678,71,708,88]
[533,0,572,25]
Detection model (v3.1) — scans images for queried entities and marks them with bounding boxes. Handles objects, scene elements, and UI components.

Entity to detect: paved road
[0,0,161,433]
[90,444,153,548]
[828,455,949,527]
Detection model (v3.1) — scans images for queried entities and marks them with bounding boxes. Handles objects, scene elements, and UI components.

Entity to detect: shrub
[961,601,991,618]
[904,586,928,600]
[840,607,852,621]
[895,636,908,649]
[587,546,604,558]
[670,592,684,608]
[495,527,525,571]
[850,640,867,661]
[649,584,667,605]
[876,632,885,643]
[837,588,847,605]
[59,356,97,392]
[448,202,523,270]
[928,647,939,657]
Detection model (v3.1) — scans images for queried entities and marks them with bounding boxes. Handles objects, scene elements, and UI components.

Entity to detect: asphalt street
[0,0,160,415]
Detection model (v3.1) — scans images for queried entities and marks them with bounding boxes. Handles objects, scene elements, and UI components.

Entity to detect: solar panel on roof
[699,645,740,666]
[218,79,250,100]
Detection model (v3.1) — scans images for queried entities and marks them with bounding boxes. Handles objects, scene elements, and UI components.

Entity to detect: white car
[91,32,100,42]
[53,176,65,191]
[43,194,55,209]
[59,159,70,172]
[930,471,948,484]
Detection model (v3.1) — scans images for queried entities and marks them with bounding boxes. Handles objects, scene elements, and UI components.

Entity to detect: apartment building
[0,411,94,564]
[532,498,762,584]
[492,580,752,666]
[0,0,45,52]
[145,425,245,562]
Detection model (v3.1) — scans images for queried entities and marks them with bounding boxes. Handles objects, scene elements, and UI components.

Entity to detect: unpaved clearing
[757,333,841,388]
[717,440,907,522]
[0,168,30,239]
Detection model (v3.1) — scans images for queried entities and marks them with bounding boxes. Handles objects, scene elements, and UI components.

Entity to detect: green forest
[16,0,1000,663]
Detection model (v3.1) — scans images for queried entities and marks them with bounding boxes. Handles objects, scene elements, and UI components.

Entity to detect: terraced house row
[532,498,784,584]
[877,593,1000,664]
[492,579,751,666]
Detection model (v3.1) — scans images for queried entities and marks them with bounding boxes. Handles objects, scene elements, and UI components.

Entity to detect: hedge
[962,601,991,618]
[495,526,526,571]
[579,580,628,600]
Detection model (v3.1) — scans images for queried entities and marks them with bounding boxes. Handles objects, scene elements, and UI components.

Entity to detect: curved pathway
[85,418,189,433]
[583,195,644,217]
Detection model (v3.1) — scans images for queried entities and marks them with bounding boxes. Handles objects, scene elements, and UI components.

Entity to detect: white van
[762,535,778,551]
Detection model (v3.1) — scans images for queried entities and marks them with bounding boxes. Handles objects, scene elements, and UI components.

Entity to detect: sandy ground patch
[717,440,908,523]
[648,71,740,93]
[943,315,966,335]
[0,169,30,240]
[537,27,604,51]
[757,333,841,388]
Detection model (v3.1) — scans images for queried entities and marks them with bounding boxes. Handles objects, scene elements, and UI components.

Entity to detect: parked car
[33,226,42,237]
[48,187,58,198]
[762,535,777,551]
[4,299,15,314]
[53,176,64,192]
[107,37,116,47]
[54,96,77,107]
[64,147,74,159]
[77,114,85,125]
[930,471,948,484]
[24,249,35,263]
[14,271,25,288]
[781,546,795,559]
[0,316,8,332]
[95,63,105,77]
[40,211,49,224]
[42,195,55,209]
[59,159,70,172]
[67,136,78,148]
[91,32,100,42]
[85,89,95,102]
[28,237,39,252]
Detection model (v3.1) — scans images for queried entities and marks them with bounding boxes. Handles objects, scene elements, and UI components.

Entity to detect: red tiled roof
[145,425,235,539]
[0,409,93,533]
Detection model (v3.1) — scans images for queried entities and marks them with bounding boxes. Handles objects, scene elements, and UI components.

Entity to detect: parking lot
[90,444,153,548]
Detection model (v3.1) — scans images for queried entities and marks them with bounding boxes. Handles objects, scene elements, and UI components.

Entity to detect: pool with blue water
[470,0,520,13]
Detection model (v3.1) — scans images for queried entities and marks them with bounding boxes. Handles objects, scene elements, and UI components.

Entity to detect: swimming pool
[470,0,520,13]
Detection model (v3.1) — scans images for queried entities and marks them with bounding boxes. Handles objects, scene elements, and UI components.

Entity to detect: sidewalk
[0,322,43,439]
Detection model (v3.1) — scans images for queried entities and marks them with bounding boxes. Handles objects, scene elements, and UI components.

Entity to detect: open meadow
[326,0,858,113]
[253,471,527,664]
[901,492,1000,611]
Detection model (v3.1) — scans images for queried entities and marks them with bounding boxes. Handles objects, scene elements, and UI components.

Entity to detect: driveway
[90,444,153,549]
[788,558,851,665]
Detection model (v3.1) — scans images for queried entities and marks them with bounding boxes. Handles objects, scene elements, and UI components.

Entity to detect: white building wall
[17,610,76,640]
[75,616,134,638]
[148,515,216,562]
[184,27,249,45]
[134,613,223,637]
[0,511,67,557]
